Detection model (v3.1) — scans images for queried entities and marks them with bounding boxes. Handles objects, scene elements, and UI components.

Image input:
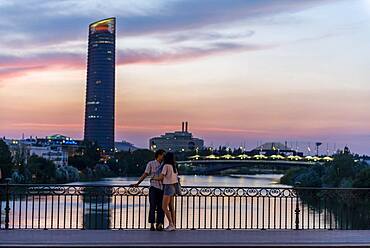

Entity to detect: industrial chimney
[182,122,185,132]
[185,121,188,132]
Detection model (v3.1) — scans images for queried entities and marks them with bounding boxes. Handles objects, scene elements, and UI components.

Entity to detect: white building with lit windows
[149,122,204,152]
[2,134,74,167]
[28,146,68,167]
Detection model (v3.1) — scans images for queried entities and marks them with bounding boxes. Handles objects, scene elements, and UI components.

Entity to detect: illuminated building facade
[149,122,204,152]
[84,18,116,152]
[1,134,78,167]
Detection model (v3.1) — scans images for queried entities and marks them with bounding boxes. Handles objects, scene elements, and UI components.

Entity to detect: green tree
[0,140,13,181]
[280,167,306,185]
[69,141,101,171]
[323,152,359,187]
[55,165,80,183]
[68,155,91,171]
[28,155,56,183]
[116,149,154,176]
[94,164,113,178]
[353,168,370,187]
[281,150,367,188]
[295,170,322,187]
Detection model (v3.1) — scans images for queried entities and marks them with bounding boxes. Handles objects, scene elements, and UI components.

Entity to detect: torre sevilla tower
[84,18,116,152]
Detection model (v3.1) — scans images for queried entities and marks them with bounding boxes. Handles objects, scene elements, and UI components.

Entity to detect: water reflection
[3,175,368,230]
[68,174,287,187]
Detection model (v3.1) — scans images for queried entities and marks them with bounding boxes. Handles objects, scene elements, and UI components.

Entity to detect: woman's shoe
[164,225,176,232]
[150,224,156,231]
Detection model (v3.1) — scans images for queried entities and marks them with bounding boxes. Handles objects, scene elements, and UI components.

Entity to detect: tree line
[280,148,370,188]
[0,140,157,183]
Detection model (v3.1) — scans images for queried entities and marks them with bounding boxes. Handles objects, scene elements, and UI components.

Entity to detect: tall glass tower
[84,18,116,152]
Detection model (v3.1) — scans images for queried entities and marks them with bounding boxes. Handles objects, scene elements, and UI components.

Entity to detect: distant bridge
[177,159,319,174]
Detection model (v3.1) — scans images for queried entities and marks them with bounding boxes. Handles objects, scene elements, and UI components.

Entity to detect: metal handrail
[1,183,369,230]
[2,184,370,190]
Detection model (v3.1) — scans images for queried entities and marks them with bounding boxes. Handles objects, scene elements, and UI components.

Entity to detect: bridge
[177,159,318,174]
[2,229,370,247]
[1,183,369,247]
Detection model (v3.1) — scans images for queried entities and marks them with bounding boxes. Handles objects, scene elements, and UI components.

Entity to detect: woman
[153,152,178,231]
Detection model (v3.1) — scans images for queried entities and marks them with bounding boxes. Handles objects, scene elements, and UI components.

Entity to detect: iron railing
[1,183,369,230]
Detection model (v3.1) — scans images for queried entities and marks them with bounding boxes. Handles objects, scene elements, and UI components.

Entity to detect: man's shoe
[150,224,155,231]
[156,224,164,231]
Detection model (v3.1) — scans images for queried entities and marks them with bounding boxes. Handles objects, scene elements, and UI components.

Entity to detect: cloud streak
[0,1,336,44]
[0,0,344,88]
[0,53,84,83]
[162,30,256,43]
[0,0,339,83]
[119,42,275,64]
[0,41,275,83]
[0,65,47,83]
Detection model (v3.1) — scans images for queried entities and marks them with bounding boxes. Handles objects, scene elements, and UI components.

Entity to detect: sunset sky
[1,0,370,154]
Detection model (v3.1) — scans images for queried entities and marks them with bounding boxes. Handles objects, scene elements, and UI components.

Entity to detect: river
[70,174,286,187]
[4,174,343,230]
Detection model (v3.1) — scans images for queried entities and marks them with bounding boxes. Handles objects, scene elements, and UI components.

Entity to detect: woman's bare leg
[162,195,173,226]
[169,196,176,227]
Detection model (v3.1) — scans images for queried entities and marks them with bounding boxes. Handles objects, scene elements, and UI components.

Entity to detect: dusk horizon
[1,0,370,154]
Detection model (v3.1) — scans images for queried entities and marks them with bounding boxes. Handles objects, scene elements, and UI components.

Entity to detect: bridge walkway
[1,229,370,247]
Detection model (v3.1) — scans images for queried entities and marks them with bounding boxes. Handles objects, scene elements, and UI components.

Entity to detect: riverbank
[279,152,370,188]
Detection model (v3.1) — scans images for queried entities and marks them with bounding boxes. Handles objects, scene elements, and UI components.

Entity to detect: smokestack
[182,122,185,132]
[185,121,188,132]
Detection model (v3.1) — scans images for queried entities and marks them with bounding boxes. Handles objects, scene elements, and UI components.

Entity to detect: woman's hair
[163,152,178,173]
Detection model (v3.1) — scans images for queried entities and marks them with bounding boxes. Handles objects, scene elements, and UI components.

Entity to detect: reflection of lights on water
[79,174,287,188]
[207,176,214,183]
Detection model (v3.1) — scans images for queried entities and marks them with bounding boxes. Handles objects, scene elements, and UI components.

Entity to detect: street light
[315,142,322,156]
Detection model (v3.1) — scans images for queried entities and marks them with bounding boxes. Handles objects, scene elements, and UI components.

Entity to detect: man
[131,149,165,231]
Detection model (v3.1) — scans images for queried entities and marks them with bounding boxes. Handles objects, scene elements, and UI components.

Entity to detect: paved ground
[0,229,370,247]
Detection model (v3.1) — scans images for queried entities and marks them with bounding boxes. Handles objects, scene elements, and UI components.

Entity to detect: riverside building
[149,122,204,152]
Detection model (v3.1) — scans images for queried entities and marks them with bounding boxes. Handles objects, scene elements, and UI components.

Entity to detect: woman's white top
[161,164,178,184]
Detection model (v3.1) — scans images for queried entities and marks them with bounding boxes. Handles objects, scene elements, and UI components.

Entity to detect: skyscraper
[84,18,116,152]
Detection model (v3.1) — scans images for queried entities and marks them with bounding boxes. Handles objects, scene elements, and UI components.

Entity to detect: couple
[131,149,179,232]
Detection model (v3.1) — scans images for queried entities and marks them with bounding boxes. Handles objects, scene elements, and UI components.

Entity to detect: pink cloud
[0,54,84,83]
[0,42,274,83]
[0,65,47,82]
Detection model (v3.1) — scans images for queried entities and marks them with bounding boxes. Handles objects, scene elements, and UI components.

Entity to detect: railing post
[4,178,11,230]
[294,183,301,230]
